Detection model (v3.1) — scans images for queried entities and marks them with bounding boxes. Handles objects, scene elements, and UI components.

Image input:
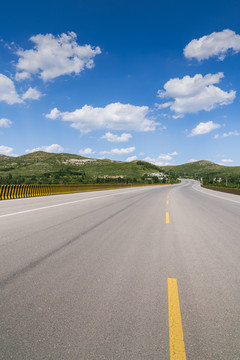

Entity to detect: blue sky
[0,0,240,166]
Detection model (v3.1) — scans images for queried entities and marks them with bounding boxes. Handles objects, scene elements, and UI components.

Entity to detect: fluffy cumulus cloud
[126,155,137,162]
[0,118,12,128]
[184,29,240,61]
[78,148,95,155]
[157,72,235,117]
[22,87,42,100]
[102,132,132,142]
[46,107,61,119]
[189,121,221,137]
[0,74,43,104]
[0,74,22,104]
[46,103,157,133]
[143,152,178,166]
[0,145,15,155]
[100,147,135,155]
[15,32,101,81]
[25,144,64,154]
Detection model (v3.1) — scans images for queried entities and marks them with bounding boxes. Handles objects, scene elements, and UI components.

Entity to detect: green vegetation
[0,151,179,185]
[201,185,240,195]
[1,155,239,187]
[201,177,240,189]
[162,160,240,188]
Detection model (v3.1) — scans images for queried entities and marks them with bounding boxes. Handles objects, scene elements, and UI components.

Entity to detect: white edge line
[0,186,164,219]
[192,184,240,205]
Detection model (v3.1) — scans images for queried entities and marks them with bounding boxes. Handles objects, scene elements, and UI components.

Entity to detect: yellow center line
[166,200,169,205]
[166,212,170,224]
[168,278,187,360]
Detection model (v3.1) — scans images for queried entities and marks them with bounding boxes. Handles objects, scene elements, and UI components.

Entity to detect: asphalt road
[0,180,239,359]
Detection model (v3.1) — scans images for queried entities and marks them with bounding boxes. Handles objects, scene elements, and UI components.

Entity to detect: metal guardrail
[0,183,150,200]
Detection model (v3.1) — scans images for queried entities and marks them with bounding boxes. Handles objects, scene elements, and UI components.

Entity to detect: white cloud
[189,121,221,136]
[221,159,234,163]
[100,146,135,155]
[46,107,61,119]
[126,155,137,162]
[15,32,101,81]
[184,29,240,61]
[155,102,172,109]
[143,157,170,166]
[172,114,184,119]
[0,118,12,128]
[78,148,95,155]
[0,73,23,104]
[214,130,240,139]
[22,87,42,100]
[222,130,240,137]
[0,74,42,104]
[158,154,172,161]
[102,132,132,142]
[0,145,14,155]
[46,102,157,133]
[157,73,235,117]
[25,144,64,153]
[187,158,198,163]
[143,152,178,166]
[15,71,30,81]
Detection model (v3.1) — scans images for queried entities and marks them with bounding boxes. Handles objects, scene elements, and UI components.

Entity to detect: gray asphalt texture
[0,180,239,359]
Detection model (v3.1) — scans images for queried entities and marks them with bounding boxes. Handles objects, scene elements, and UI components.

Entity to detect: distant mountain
[0,151,164,183]
[1,153,239,184]
[162,160,240,178]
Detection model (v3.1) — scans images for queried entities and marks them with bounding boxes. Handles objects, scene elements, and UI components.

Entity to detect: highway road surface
[0,180,239,359]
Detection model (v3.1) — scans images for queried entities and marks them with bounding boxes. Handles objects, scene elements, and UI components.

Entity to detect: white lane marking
[192,184,240,205]
[0,186,166,219]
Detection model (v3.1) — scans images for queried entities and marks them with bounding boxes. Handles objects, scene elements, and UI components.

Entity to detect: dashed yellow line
[166,212,170,224]
[166,200,169,205]
[168,278,187,360]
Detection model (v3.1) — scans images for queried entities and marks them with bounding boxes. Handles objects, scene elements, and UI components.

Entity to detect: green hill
[1,153,239,186]
[0,151,165,184]
[163,160,240,188]
[162,160,240,184]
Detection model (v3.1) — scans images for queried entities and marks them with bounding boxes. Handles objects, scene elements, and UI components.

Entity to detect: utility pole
[226,176,227,186]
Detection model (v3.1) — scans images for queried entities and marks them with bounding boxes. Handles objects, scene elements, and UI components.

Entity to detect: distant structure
[148,173,167,179]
